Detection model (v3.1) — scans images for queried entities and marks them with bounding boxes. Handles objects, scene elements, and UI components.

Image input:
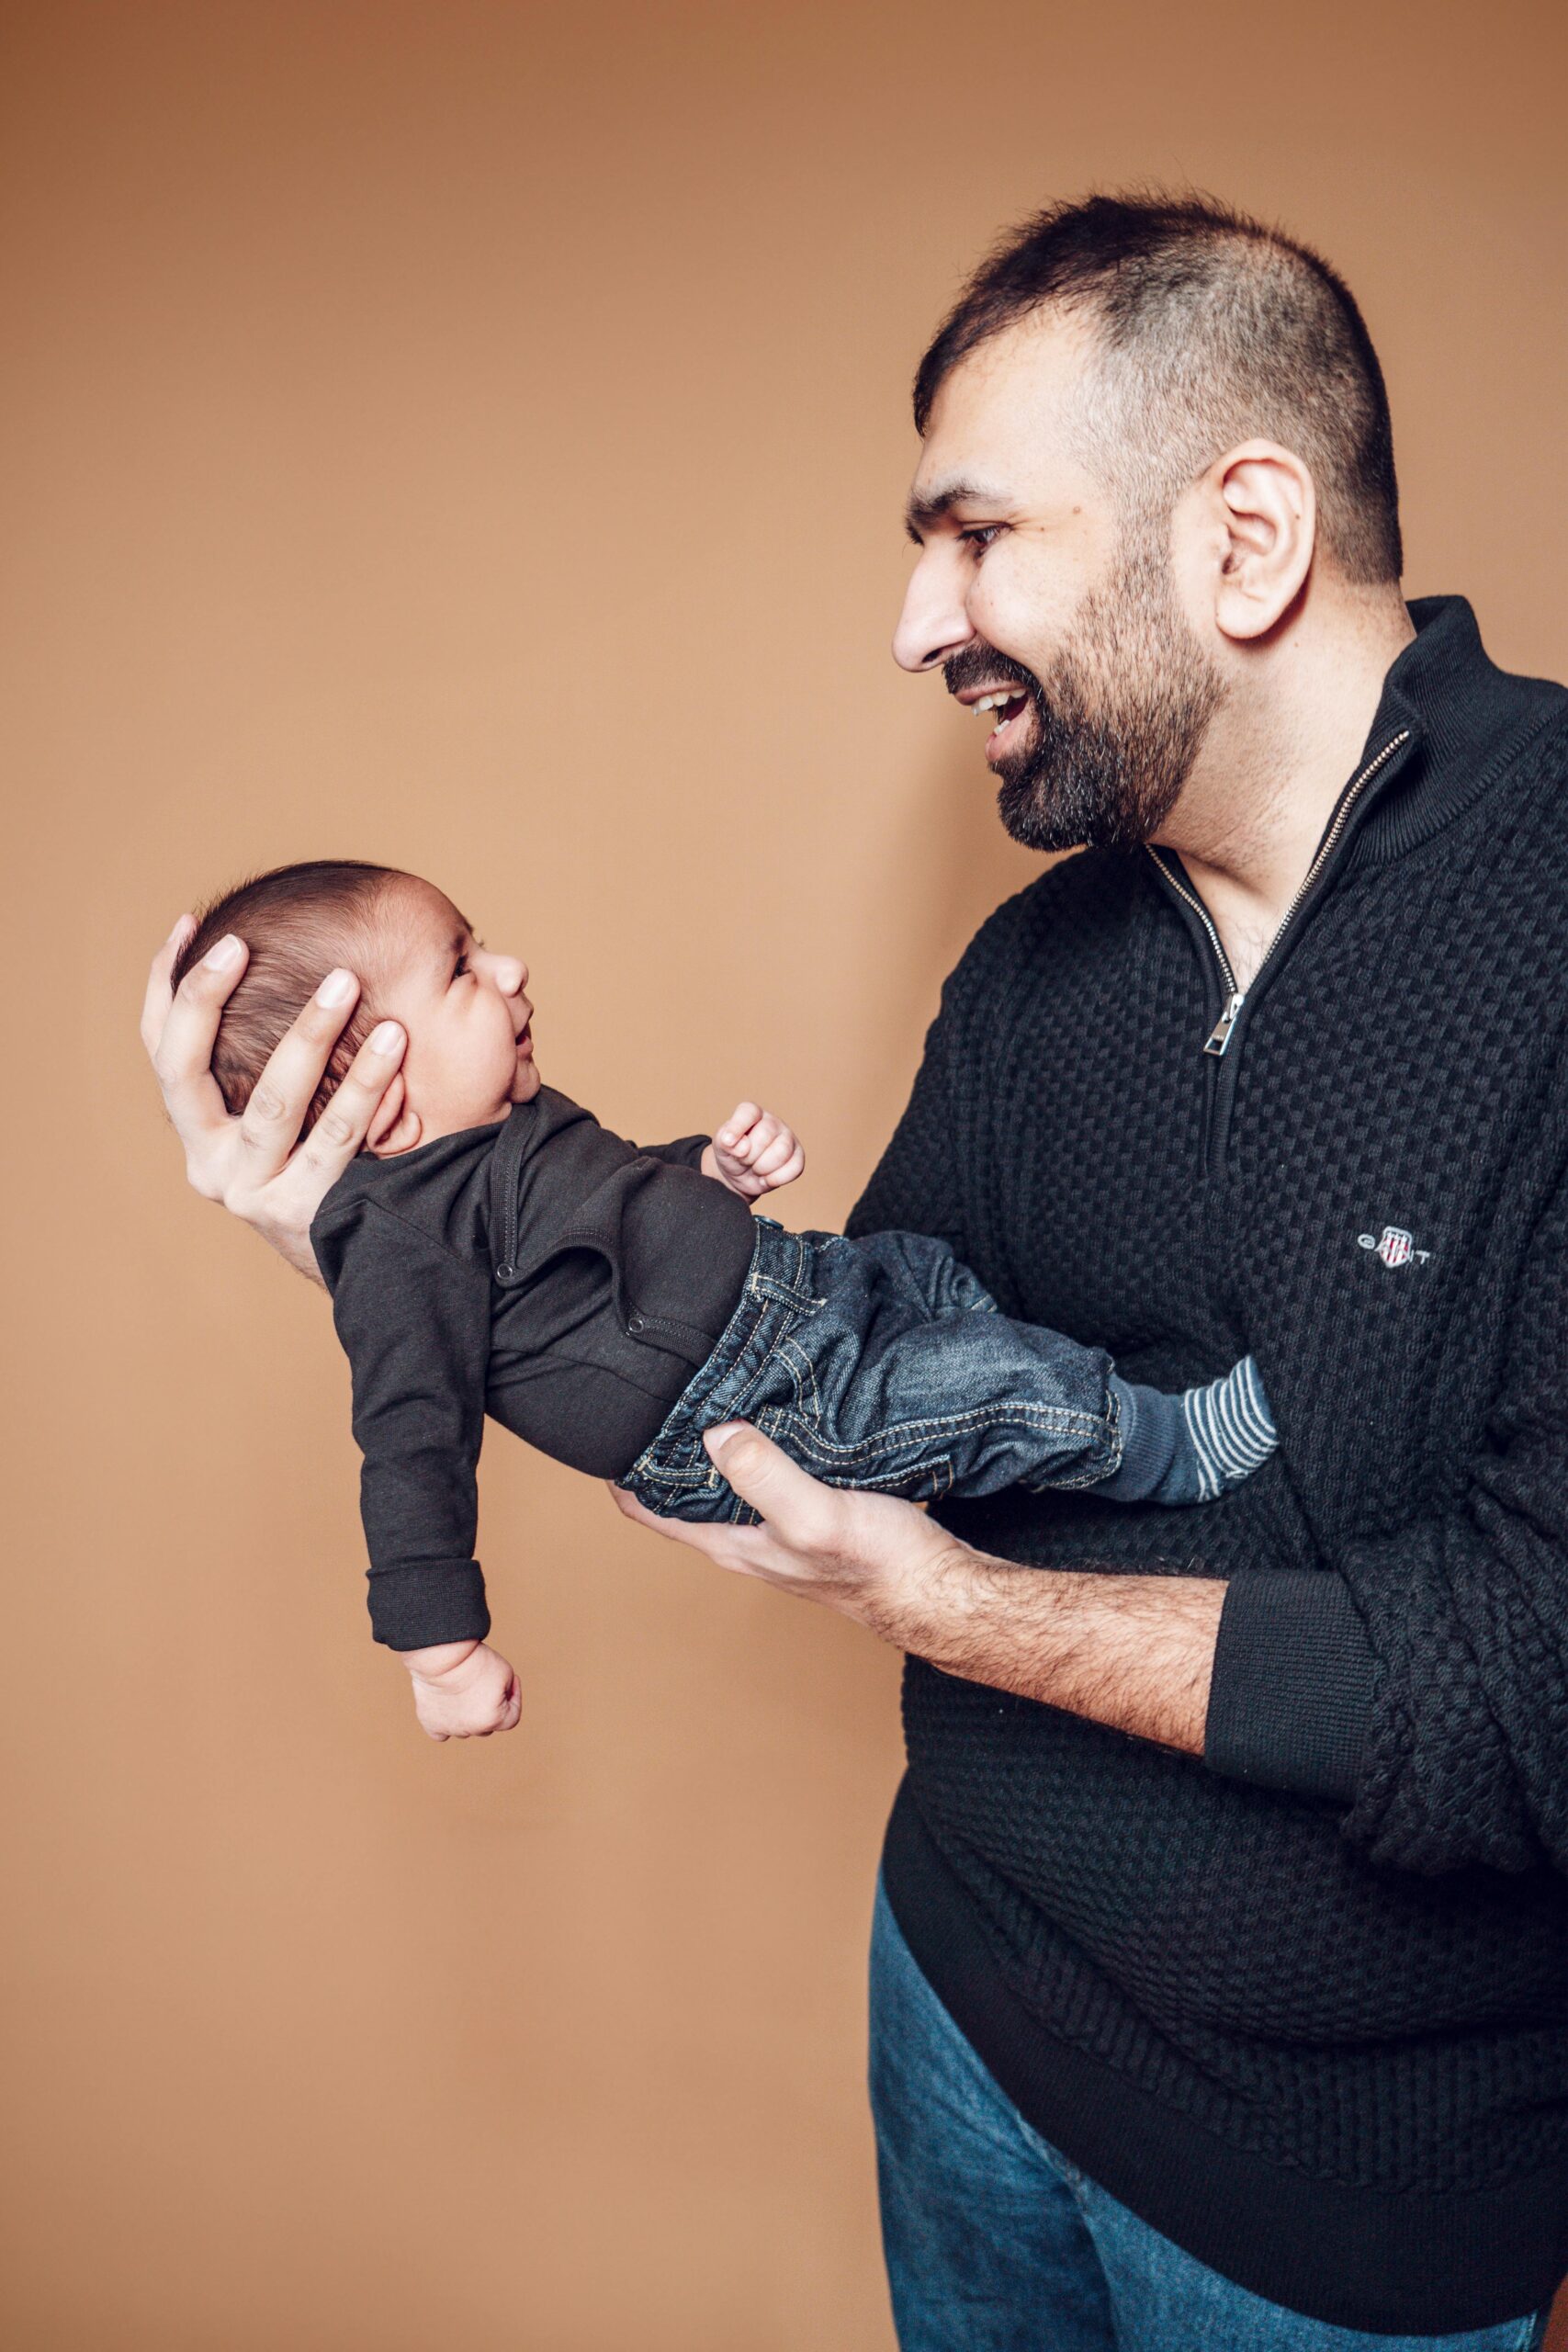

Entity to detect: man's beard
[946,535,1227,854]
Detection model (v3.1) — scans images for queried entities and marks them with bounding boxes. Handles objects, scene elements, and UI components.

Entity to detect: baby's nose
[496,956,527,993]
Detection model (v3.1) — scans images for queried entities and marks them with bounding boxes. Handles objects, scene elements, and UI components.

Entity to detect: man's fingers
[284,1015,408,1190]
[703,1422,842,1549]
[140,914,197,1057]
[606,1478,780,1575]
[149,929,254,1155]
[613,1430,838,1551]
[610,1481,732,1555]
[231,969,379,1184]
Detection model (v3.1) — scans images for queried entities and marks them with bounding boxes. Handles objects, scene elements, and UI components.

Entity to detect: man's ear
[364,1072,422,1157]
[1205,439,1316,643]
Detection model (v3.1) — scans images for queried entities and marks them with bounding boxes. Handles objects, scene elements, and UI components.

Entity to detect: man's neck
[1153,590,1416,991]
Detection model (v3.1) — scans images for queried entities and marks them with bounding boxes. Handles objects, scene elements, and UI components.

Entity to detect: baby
[172,858,1277,1740]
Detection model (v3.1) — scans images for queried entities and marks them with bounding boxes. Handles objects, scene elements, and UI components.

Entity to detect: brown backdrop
[5,3,1565,2346]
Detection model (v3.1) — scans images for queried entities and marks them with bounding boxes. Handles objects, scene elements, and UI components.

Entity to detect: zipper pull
[1203,990,1246,1057]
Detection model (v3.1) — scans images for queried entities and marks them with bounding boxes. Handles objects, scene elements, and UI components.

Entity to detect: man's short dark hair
[915,191,1402,584]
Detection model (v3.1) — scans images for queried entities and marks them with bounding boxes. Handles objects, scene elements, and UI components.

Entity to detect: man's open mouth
[970,687,1032,758]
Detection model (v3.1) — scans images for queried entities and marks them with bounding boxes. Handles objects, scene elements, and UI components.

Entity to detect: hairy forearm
[867,1544,1226,1758]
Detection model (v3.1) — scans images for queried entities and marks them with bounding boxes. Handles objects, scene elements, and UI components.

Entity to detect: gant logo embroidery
[1358,1224,1432,1269]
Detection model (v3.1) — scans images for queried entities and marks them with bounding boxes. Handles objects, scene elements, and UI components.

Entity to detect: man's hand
[400,1639,523,1742]
[701,1102,806,1200]
[141,914,407,1283]
[612,1424,1225,1758]
[612,1422,958,1633]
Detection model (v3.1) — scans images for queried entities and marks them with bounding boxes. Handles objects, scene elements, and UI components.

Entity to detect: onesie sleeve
[313,1202,493,1650]
[629,1133,711,1170]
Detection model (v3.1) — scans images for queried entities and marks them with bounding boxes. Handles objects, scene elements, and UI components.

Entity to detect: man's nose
[893,548,976,673]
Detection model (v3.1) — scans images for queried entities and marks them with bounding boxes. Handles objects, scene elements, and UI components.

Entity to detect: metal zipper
[1149,729,1412,1056]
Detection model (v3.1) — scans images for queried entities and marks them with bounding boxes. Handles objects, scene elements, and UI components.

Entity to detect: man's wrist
[245,1207,328,1286]
[855,1519,981,1649]
[864,1532,1224,1758]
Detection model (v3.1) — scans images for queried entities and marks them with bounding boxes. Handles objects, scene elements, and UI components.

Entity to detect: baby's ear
[365,1075,422,1158]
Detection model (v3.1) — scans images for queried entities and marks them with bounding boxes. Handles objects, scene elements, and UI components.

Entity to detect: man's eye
[960,526,1003,553]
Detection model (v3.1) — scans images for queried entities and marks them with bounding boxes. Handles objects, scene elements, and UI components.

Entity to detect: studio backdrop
[4,3,1564,2346]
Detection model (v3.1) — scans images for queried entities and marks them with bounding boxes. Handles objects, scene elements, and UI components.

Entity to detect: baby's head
[171,860,536,1155]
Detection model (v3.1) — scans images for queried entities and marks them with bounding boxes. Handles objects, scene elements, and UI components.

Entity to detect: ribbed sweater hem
[882,1779,1568,2335]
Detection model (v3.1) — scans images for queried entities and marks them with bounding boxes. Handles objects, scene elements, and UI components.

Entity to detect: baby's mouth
[515,1021,534,1061]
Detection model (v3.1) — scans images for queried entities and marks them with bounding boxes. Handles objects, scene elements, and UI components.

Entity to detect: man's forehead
[908,311,1094,514]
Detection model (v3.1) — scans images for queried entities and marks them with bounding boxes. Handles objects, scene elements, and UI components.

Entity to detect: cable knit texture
[847,599,1568,2331]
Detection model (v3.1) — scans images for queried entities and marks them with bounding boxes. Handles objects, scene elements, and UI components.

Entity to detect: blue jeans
[624,1217,1124,1519]
[868,1878,1551,2352]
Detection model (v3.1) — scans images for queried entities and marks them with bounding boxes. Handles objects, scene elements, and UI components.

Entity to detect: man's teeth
[974,691,1020,717]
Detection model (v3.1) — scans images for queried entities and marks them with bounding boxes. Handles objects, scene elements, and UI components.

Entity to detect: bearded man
[144,195,1567,2349]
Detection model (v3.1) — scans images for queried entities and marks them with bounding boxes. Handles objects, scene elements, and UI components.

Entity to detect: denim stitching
[776,1335,822,1421]
[625,1215,1122,1510]
[750,1400,1109,1464]
[630,1396,1114,1497]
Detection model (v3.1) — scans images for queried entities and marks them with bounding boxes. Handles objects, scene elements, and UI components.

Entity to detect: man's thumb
[703,1420,817,1523]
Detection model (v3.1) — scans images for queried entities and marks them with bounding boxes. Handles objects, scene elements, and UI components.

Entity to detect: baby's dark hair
[170,859,412,1131]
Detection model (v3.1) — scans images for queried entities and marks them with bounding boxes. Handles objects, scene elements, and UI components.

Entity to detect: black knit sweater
[846,598,1568,2334]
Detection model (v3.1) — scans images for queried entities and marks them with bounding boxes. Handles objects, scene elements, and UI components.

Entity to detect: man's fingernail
[316,967,355,1007]
[368,1020,404,1053]
[166,912,194,944]
[203,933,242,970]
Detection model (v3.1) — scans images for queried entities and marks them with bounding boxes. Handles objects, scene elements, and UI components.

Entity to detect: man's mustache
[942,644,1043,706]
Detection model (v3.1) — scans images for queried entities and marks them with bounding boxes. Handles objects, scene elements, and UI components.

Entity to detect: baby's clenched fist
[400,1638,522,1742]
[703,1102,806,1200]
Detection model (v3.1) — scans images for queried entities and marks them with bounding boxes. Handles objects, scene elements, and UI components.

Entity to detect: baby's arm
[313,1203,521,1740]
[702,1102,806,1200]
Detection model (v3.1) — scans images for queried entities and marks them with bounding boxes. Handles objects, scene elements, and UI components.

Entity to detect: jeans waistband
[623,1216,825,1484]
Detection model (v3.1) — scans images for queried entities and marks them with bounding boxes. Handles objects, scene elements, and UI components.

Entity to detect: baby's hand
[703,1102,806,1200]
[400,1639,521,1742]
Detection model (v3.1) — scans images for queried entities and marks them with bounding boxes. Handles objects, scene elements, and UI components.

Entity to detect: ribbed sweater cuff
[368,1560,491,1651]
[1204,1570,1375,1803]
[1095,1376,1185,1500]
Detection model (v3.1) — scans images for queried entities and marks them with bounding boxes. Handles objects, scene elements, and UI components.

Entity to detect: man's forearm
[864,1544,1226,1758]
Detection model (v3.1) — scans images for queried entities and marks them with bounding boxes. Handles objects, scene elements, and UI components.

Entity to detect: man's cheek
[973,563,1060,680]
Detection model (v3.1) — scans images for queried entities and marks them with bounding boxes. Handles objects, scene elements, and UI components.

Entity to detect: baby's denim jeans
[621,1216,1125,1522]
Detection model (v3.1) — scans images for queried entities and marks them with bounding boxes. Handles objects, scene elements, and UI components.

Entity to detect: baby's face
[370,877,539,1149]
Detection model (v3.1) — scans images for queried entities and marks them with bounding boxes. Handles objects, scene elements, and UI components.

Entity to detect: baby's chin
[509,1056,543,1105]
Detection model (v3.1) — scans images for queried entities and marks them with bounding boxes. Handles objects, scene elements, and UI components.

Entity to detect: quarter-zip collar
[1345,594,1562,869]
[1146,596,1563,1056]
[1137,594,1567,1167]
[1152,723,1413,1058]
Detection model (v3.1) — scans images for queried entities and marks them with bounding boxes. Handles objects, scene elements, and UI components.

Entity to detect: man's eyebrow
[904,478,1010,543]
